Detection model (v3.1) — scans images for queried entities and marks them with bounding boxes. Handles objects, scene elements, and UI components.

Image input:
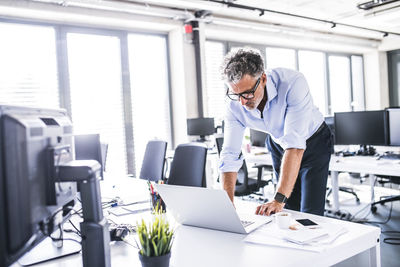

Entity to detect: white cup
[275,212,292,229]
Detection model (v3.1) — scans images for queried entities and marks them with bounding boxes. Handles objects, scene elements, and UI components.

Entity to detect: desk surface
[18,178,381,267]
[329,155,400,177]
[246,152,400,177]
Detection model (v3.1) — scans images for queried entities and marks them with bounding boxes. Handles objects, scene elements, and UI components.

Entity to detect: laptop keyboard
[240,220,255,228]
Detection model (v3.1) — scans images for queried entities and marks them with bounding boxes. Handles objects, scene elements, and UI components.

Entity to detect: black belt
[307,122,327,142]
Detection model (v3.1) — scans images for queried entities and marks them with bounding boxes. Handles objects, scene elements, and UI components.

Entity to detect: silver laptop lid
[155,184,251,234]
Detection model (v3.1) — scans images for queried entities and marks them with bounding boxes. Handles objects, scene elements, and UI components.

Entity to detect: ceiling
[234,0,400,33]
[123,0,400,39]
[26,0,400,46]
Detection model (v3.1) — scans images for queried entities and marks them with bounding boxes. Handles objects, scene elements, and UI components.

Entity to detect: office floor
[252,173,400,267]
[325,173,400,267]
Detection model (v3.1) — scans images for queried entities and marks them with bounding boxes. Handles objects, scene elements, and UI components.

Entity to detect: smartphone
[296,219,319,227]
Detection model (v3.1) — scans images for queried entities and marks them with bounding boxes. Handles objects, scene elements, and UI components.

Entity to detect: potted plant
[136,210,174,267]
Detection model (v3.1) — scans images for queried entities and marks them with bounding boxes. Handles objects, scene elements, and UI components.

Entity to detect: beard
[244,101,256,110]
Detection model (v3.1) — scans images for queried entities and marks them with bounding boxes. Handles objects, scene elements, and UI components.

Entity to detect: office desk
[245,152,400,212]
[329,155,400,212]
[23,178,380,267]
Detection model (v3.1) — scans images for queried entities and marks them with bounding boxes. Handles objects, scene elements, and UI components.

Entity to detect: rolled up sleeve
[278,74,312,150]
[219,107,245,173]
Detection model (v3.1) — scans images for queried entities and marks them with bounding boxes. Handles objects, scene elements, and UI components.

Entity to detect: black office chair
[370,175,400,213]
[167,142,207,187]
[215,136,272,196]
[139,140,168,182]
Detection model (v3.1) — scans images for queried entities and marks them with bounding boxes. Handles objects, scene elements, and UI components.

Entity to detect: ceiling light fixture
[357,0,400,10]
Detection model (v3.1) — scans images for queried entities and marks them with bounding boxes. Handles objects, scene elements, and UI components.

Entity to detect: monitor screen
[74,134,107,179]
[250,129,268,147]
[0,105,77,267]
[334,110,387,146]
[187,118,215,137]
[387,108,400,146]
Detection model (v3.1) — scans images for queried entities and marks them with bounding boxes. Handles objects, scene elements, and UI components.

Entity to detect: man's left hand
[255,200,285,216]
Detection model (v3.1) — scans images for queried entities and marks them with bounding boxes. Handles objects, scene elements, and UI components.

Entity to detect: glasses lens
[227,93,240,101]
[241,92,254,100]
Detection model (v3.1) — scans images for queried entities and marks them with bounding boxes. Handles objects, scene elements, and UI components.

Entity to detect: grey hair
[220,47,264,84]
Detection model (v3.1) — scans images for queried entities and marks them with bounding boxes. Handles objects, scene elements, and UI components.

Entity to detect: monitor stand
[18,233,81,266]
[196,135,207,142]
[357,144,376,156]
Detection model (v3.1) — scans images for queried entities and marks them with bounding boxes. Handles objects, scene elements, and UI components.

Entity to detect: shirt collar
[265,73,277,110]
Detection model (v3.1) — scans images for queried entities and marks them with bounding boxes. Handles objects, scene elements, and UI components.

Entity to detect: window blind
[0,23,59,108]
[128,34,172,177]
[204,41,226,124]
[67,33,128,176]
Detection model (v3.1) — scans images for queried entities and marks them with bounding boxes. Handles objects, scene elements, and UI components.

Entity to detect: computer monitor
[187,117,215,141]
[74,134,107,179]
[0,105,78,267]
[250,129,268,147]
[386,108,400,146]
[334,111,387,153]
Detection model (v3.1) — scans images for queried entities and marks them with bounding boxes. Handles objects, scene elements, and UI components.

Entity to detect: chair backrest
[215,136,224,155]
[139,140,168,182]
[167,142,207,187]
[214,136,248,186]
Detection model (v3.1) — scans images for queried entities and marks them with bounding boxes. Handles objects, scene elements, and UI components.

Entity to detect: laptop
[154,184,272,234]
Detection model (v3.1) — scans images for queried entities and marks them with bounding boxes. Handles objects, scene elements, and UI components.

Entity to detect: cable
[352,200,394,225]
[381,231,400,245]
[68,219,82,237]
[47,224,82,247]
[123,239,140,250]
[382,231,400,234]
[383,237,400,245]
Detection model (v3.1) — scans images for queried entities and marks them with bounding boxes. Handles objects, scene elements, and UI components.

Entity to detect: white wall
[168,28,188,147]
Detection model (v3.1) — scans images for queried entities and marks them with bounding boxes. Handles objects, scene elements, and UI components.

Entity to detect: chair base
[326,186,360,204]
[371,195,400,213]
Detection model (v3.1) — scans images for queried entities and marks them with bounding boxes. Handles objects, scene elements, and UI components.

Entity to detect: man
[219,47,333,216]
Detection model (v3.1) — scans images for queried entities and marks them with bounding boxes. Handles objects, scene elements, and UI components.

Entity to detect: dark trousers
[266,123,333,215]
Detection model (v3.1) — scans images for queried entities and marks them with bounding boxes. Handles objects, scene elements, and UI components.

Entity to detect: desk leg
[370,174,376,203]
[331,171,340,212]
[369,243,381,267]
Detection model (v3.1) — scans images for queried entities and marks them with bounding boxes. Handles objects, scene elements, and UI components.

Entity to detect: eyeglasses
[226,76,261,101]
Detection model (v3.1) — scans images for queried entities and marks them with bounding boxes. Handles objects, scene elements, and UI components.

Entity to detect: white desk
[245,152,400,212]
[19,178,381,267]
[172,207,380,267]
[329,155,400,212]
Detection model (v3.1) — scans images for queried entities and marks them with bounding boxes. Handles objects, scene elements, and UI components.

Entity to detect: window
[266,47,296,70]
[204,41,365,121]
[0,21,174,178]
[298,51,327,114]
[0,23,59,108]
[351,56,365,111]
[204,41,226,123]
[328,55,352,113]
[67,33,128,176]
[128,34,172,177]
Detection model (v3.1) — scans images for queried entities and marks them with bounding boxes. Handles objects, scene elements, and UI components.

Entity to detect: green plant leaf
[151,238,158,257]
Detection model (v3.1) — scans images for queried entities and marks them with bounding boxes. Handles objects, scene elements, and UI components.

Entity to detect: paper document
[107,202,151,217]
[283,228,328,245]
[244,221,347,252]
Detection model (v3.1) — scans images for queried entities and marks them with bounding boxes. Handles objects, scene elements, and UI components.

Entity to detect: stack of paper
[244,222,347,252]
[283,228,328,245]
